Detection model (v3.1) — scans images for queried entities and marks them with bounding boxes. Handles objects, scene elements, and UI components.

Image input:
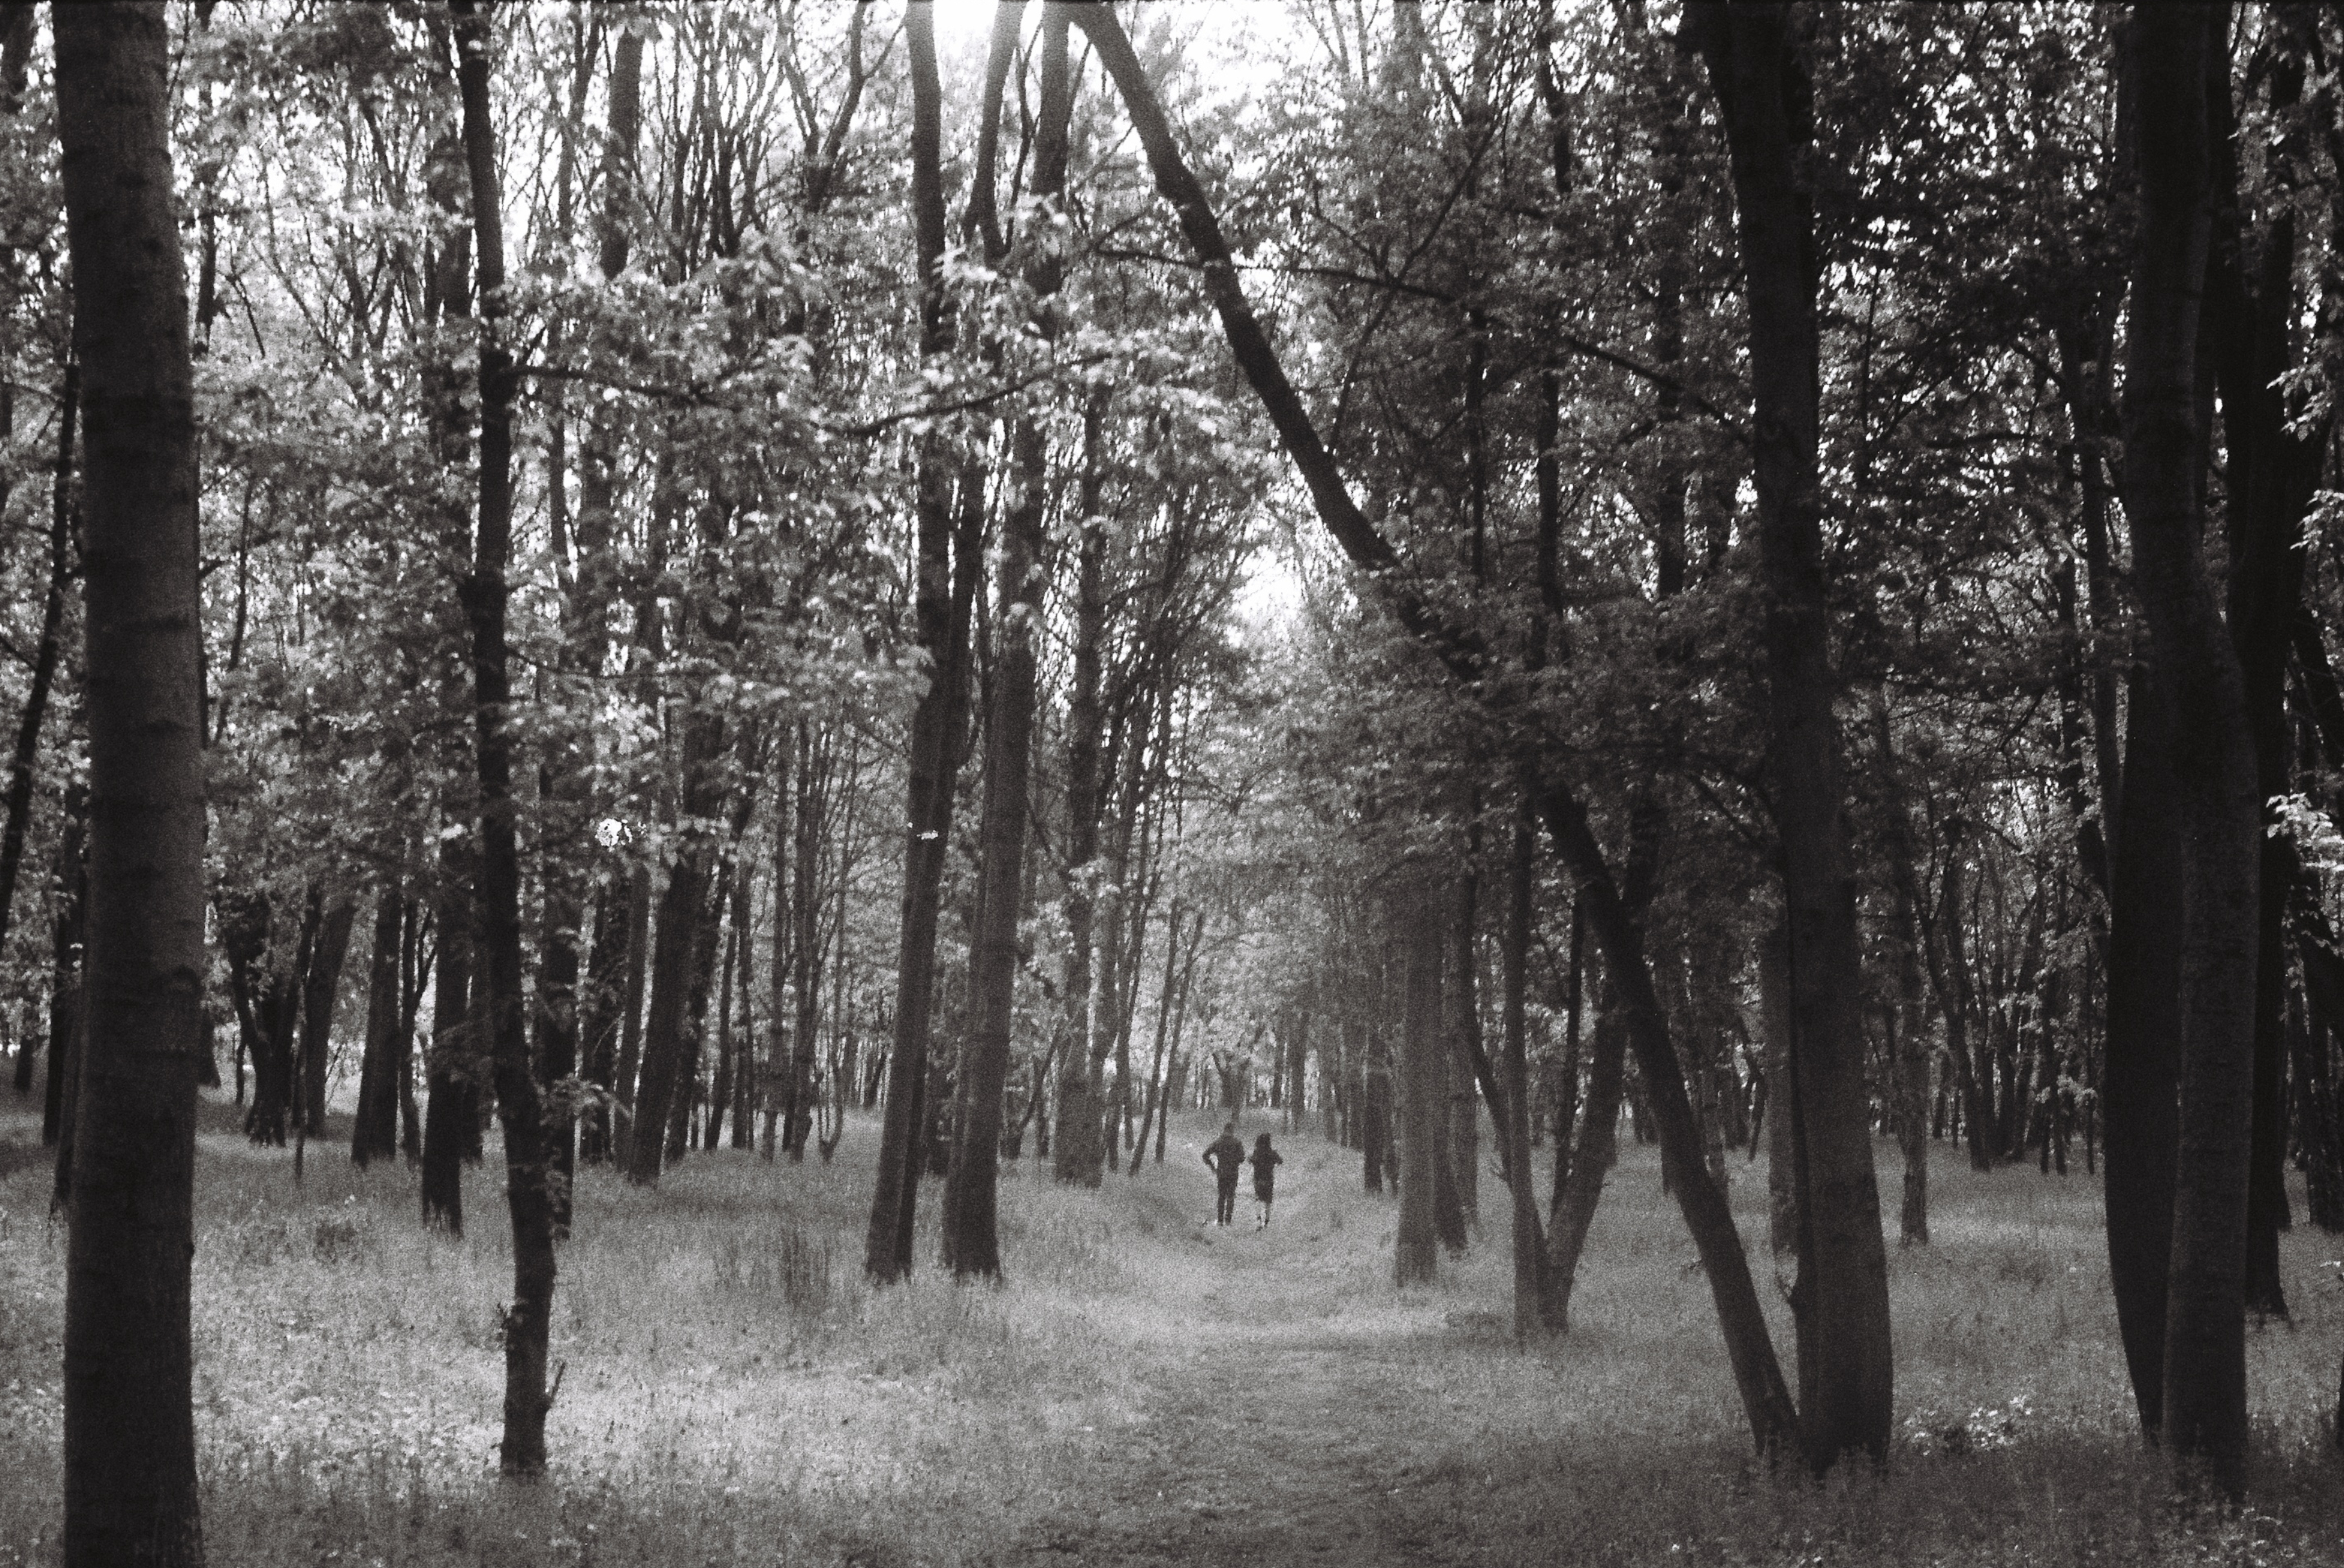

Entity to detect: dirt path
[1003,1145,1516,1567]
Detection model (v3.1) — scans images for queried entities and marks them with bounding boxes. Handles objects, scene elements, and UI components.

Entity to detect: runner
[1202,1121,1246,1226]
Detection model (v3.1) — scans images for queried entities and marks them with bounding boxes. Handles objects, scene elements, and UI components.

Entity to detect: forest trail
[1002,1126,1527,1567]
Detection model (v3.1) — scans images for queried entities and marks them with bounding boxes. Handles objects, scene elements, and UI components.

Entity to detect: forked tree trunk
[55,5,206,1556]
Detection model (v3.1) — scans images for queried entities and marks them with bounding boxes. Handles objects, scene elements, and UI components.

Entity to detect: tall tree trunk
[864,0,982,1282]
[1689,1,1892,1471]
[1446,857,1481,1223]
[354,882,404,1165]
[625,727,720,1184]
[2213,25,2321,1321]
[452,0,556,1476]
[1873,696,1930,1245]
[421,867,470,1229]
[55,5,205,1555]
[2123,6,2258,1495]
[577,873,625,1162]
[1395,877,1444,1286]
[2105,706,2186,1431]
[939,3,1072,1282]
[1055,396,1110,1186]
[0,358,76,1011]
[43,809,86,1149]
[298,895,358,1134]
[612,862,650,1116]
[1501,782,1553,1334]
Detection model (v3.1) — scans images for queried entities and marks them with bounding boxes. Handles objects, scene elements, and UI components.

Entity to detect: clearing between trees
[5,1101,2343,1567]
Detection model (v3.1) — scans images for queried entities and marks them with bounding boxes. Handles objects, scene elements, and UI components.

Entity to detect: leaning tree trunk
[2123,5,2259,1497]
[452,0,556,1476]
[1071,0,1799,1457]
[55,5,206,1558]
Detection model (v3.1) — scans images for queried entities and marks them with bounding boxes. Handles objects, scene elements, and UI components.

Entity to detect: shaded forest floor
[5,1098,2344,1565]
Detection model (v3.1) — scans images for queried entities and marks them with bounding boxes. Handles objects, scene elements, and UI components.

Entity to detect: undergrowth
[0,1101,2341,1565]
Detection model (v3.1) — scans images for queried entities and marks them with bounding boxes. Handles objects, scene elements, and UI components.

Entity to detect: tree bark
[55,4,206,1554]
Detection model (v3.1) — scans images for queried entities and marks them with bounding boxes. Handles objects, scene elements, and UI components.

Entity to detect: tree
[55,3,206,1559]
[450,0,556,1476]
[1685,0,1893,1469]
[2121,3,2259,1496]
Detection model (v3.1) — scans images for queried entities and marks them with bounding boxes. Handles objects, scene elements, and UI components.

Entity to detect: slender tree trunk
[1055,397,1110,1186]
[353,883,403,1165]
[1873,696,1930,1245]
[56,5,205,1554]
[43,811,86,1150]
[453,0,556,1475]
[1395,877,1444,1286]
[939,7,1070,1282]
[1447,858,1481,1223]
[612,862,650,1116]
[0,359,75,1001]
[298,895,357,1134]
[421,855,471,1228]
[864,0,981,1282]
[577,873,624,1162]
[625,732,719,1185]
[1501,784,1553,1334]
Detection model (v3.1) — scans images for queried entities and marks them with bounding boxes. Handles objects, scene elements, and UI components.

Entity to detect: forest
[7,1,2344,1564]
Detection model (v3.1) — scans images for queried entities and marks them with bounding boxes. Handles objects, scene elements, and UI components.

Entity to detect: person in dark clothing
[1203,1121,1245,1226]
[1247,1132,1283,1227]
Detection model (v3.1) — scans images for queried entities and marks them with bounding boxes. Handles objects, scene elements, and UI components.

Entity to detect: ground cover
[3,1099,2342,1565]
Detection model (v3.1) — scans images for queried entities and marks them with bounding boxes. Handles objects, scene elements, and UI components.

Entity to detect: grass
[2,1095,2342,1565]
